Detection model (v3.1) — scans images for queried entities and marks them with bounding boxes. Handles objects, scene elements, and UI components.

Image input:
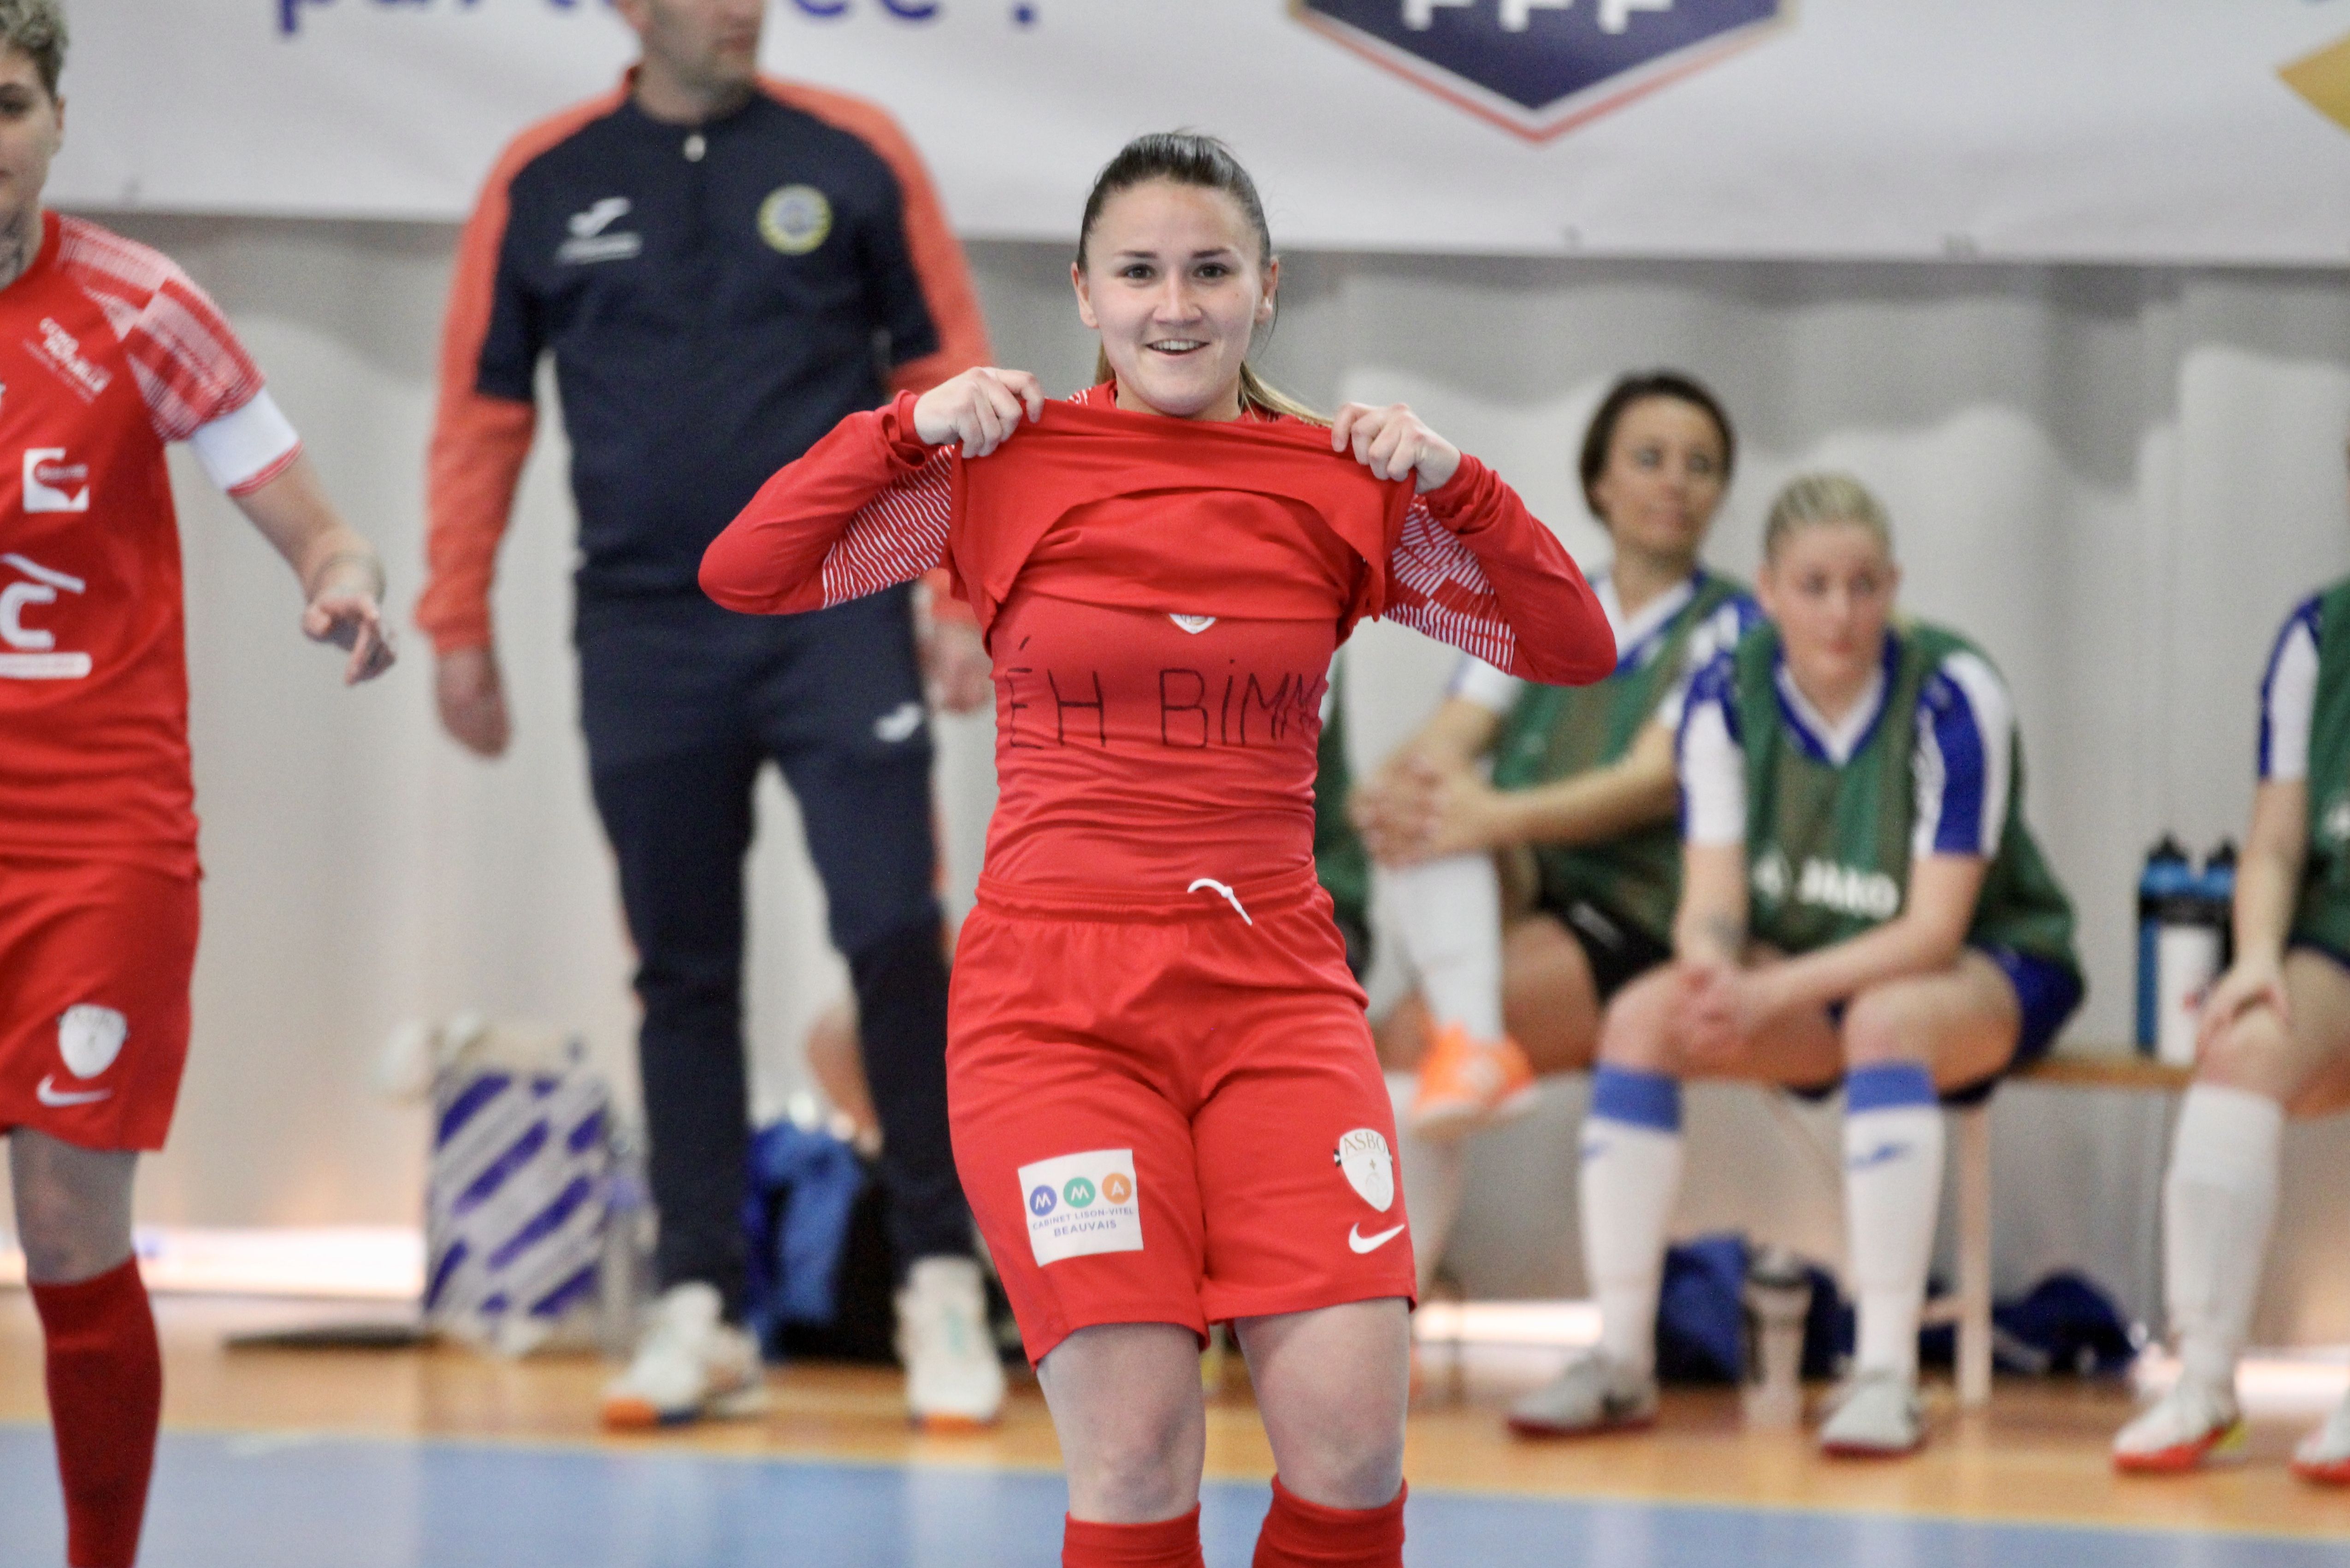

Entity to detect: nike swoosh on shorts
[1348,1222,1407,1255]
[37,1075,111,1107]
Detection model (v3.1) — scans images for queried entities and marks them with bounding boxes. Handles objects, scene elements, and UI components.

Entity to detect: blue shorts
[1801,945,2084,1107]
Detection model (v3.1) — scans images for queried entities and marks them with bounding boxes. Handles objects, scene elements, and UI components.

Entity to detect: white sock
[2164,1083,2285,1392]
[1386,1072,1466,1294]
[1843,1063,1944,1383]
[1581,1067,1685,1379]
[1378,855,1505,1043]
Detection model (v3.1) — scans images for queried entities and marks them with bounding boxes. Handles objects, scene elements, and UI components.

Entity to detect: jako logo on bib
[1017,1148,1142,1266]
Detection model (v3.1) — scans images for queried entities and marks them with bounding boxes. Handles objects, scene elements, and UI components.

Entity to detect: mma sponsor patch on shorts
[1018,1148,1143,1266]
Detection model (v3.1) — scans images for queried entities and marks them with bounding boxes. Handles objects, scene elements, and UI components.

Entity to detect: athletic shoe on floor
[600,1281,769,1430]
[2290,1391,2350,1485]
[1506,1350,1658,1437]
[2112,1376,2244,1474]
[1818,1370,1924,1457]
[897,1256,1005,1432]
[1410,1023,1537,1138]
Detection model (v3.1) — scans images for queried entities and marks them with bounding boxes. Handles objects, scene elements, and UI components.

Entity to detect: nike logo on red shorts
[1348,1221,1406,1254]
[36,1075,110,1108]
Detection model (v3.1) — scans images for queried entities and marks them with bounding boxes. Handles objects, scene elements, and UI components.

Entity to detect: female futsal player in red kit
[703,134,1612,1567]
[0,7,395,1565]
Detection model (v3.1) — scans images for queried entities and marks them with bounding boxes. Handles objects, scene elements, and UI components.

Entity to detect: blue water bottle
[2136,837,2195,1053]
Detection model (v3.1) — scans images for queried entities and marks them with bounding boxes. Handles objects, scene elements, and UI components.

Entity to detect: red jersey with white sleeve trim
[0,212,302,877]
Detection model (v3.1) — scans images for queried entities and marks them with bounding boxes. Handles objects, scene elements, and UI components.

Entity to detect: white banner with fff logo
[47,0,2350,264]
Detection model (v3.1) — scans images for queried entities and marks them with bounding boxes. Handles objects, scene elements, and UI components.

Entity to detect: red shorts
[948,870,1417,1362]
[0,856,200,1151]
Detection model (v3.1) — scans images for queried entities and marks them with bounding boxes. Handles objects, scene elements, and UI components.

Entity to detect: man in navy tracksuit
[417,0,1000,1429]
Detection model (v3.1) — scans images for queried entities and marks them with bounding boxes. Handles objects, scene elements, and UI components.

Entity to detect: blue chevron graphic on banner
[1295,0,1787,141]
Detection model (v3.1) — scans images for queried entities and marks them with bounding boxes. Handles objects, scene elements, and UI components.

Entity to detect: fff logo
[1294,0,1789,142]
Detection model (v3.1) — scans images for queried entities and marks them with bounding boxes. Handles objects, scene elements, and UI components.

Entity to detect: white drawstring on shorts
[1187,878,1253,926]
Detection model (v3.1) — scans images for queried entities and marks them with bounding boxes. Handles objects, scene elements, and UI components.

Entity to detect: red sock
[31,1258,161,1568]
[1063,1506,1205,1567]
[1252,1476,1406,1568]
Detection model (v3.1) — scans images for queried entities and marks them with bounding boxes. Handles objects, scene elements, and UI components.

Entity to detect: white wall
[31,215,2350,1341]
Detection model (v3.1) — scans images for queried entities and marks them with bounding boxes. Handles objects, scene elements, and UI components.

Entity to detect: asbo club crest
[1293,0,1788,142]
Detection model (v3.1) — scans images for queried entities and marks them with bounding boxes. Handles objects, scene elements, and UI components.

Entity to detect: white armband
[188,390,302,495]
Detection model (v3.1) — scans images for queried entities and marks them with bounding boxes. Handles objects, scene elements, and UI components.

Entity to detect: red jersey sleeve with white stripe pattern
[701,390,949,614]
[1393,454,1612,686]
[56,216,301,495]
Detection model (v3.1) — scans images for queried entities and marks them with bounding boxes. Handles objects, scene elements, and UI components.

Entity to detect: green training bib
[1490,573,1748,946]
[1732,620,2079,976]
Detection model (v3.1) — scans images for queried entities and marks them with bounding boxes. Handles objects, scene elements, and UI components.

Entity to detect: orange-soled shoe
[2291,1394,2350,1485]
[2113,1378,2244,1474]
[600,1282,769,1430]
[1409,1023,1535,1139]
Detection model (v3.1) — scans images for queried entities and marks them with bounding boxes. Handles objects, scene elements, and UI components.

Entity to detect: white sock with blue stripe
[1581,1066,1685,1378]
[1843,1061,1944,1382]
[1379,855,1506,1043]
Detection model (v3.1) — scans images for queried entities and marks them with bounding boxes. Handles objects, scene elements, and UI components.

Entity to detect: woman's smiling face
[1073,178,1277,422]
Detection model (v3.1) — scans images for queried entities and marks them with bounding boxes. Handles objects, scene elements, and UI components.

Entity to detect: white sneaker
[2112,1375,2243,1474]
[2291,1391,2350,1485]
[1818,1369,1924,1457]
[897,1256,1005,1431]
[1505,1349,1658,1438]
[600,1281,768,1430]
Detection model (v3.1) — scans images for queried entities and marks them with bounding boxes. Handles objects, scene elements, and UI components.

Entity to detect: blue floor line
[0,1426,2339,1568]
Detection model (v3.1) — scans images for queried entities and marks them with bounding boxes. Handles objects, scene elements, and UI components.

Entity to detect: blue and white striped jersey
[1678,636,2016,861]
[2258,593,2322,783]
[1451,568,1759,730]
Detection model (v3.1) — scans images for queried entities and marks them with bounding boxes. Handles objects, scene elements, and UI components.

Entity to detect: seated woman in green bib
[2113,563,2350,1484]
[1509,473,2082,1457]
[1351,373,1756,1289]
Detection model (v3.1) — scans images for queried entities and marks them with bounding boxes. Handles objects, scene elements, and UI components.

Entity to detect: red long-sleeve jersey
[703,384,1611,890]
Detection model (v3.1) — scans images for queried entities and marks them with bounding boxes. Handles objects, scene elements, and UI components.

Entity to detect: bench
[1926,1052,2191,1406]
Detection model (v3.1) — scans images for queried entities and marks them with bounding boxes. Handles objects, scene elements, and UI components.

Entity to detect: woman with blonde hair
[1511,472,2081,1456]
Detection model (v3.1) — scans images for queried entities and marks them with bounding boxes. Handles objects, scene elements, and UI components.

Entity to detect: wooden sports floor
[0,1293,2342,1565]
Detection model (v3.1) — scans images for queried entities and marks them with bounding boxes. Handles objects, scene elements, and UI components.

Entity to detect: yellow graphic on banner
[2282,32,2350,133]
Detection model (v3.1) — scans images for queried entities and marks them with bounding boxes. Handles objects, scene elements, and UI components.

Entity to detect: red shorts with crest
[947,869,1417,1362]
[0,855,200,1152]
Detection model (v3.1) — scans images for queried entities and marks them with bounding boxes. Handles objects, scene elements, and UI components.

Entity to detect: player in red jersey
[702,133,1612,1568]
[0,11,394,1566]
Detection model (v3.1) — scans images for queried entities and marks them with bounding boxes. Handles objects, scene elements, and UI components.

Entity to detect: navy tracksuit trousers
[578,584,969,1317]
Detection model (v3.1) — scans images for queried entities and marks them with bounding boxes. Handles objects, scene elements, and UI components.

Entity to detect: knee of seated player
[1838,984,1937,1070]
[1371,993,1432,1073]
[9,1136,134,1284]
[2197,1000,2302,1100]
[1594,966,1684,1075]
[1501,916,1603,1073]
